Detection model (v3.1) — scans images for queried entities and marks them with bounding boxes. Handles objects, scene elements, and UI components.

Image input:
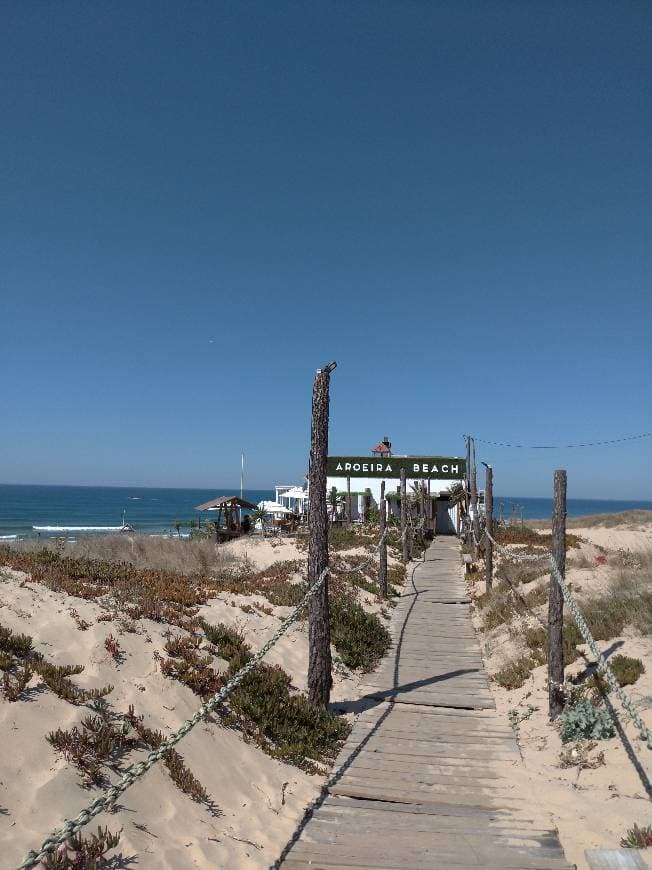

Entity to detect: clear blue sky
[1,1,650,498]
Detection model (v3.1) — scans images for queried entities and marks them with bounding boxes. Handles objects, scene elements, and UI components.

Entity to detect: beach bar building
[195,495,257,541]
[326,438,466,534]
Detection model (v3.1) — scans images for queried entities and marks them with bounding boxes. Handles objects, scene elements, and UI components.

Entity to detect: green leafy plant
[329,591,391,672]
[558,700,615,743]
[47,701,141,787]
[2,662,33,701]
[43,825,122,869]
[507,704,538,731]
[621,824,652,849]
[124,709,215,810]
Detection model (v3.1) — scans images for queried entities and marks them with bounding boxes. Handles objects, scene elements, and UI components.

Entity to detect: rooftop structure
[371,436,392,456]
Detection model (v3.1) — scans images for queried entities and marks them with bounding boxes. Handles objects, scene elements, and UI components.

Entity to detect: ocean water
[0,485,650,540]
[495,496,652,522]
[0,485,275,539]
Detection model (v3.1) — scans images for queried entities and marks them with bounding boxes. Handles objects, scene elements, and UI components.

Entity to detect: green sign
[327,456,465,480]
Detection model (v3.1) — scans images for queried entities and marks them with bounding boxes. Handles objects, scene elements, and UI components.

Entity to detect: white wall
[326,475,462,506]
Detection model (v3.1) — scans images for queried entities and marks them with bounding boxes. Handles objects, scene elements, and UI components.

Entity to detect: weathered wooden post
[548,469,567,719]
[420,481,426,532]
[378,480,388,599]
[400,468,409,563]
[346,475,352,526]
[484,464,493,593]
[308,362,336,708]
[469,438,481,559]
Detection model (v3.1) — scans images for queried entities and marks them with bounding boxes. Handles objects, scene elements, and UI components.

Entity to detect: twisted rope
[474,528,651,748]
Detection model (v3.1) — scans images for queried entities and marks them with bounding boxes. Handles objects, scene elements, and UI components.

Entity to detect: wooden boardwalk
[279,536,572,869]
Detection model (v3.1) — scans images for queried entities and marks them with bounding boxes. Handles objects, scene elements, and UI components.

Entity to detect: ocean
[494,496,652,522]
[0,485,650,540]
[0,484,275,540]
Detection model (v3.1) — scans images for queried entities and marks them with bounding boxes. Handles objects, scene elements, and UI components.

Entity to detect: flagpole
[240,451,244,526]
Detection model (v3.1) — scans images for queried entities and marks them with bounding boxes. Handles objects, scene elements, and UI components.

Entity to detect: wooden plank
[287,841,573,869]
[278,537,572,869]
[585,850,651,869]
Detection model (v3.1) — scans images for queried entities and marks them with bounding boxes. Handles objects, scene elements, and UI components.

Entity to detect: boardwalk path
[280,536,572,869]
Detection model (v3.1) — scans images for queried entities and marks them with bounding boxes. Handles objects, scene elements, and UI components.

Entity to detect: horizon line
[0,482,650,503]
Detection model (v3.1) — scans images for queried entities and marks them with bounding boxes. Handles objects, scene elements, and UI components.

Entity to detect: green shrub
[558,700,615,743]
[494,657,537,690]
[0,625,33,657]
[495,526,581,550]
[590,654,645,696]
[160,620,349,772]
[227,661,349,771]
[330,591,391,672]
[610,654,645,686]
[200,620,251,662]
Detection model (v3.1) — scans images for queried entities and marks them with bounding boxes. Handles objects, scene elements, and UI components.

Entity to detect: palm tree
[250,506,269,537]
[327,488,345,523]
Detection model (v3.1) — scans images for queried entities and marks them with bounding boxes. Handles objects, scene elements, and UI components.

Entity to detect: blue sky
[1,1,650,498]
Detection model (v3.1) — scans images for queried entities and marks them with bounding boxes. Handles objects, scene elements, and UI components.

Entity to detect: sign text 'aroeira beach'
[327,456,466,480]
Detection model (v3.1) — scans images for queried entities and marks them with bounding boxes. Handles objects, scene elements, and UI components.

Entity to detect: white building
[275,484,309,516]
[326,438,466,534]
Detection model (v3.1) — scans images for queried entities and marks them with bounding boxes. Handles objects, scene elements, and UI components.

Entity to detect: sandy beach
[0,531,403,868]
[2,515,651,868]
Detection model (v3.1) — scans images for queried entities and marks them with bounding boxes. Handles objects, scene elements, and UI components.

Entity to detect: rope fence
[18,523,399,869]
[471,526,652,750]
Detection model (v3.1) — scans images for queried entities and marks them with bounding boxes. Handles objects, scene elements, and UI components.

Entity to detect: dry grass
[491,547,652,689]
[9,534,238,576]
[526,509,652,530]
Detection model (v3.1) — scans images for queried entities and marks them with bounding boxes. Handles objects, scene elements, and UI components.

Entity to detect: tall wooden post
[469,438,481,559]
[548,469,567,720]
[484,465,493,593]
[420,482,426,527]
[346,476,352,526]
[307,363,336,708]
[378,480,388,599]
[400,468,409,563]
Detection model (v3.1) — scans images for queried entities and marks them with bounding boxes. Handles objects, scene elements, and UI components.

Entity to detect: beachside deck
[279,536,573,869]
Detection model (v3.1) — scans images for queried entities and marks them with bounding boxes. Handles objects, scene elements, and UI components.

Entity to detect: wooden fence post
[420,482,426,532]
[400,468,409,563]
[548,469,567,719]
[307,362,336,708]
[484,465,493,593]
[346,476,352,526]
[469,438,480,561]
[379,480,388,599]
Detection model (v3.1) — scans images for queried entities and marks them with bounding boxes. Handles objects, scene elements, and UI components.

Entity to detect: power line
[469,432,652,449]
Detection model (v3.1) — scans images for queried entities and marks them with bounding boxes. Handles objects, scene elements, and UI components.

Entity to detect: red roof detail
[371,442,391,454]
